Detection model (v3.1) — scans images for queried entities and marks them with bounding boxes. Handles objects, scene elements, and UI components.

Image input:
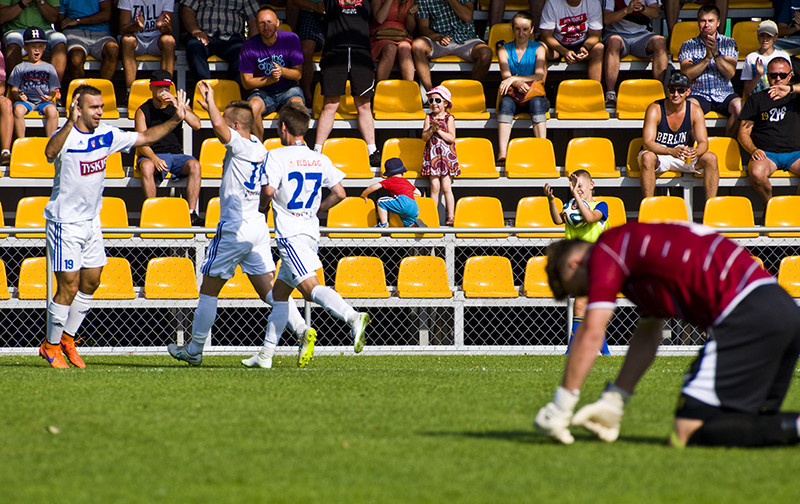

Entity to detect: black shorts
[691,93,740,115]
[320,47,375,98]
[677,283,800,419]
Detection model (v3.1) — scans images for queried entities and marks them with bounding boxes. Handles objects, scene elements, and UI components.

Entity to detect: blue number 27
[287,171,322,210]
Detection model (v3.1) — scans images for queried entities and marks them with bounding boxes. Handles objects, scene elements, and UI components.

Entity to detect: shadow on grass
[419,430,667,446]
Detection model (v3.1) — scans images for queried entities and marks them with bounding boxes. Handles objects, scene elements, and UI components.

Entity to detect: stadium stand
[334,256,390,299]
[0,260,9,300]
[778,256,800,297]
[143,257,199,299]
[523,256,552,298]
[94,258,136,300]
[140,197,193,238]
[514,196,565,238]
[397,256,453,298]
[326,197,380,238]
[764,196,800,237]
[453,196,508,238]
[462,255,518,298]
[702,196,758,238]
[638,195,691,222]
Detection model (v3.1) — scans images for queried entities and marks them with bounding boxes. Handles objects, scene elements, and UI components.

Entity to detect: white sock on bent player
[63,291,93,337]
[264,290,309,336]
[46,301,70,344]
[310,285,357,324]
[261,301,289,358]
[189,294,218,354]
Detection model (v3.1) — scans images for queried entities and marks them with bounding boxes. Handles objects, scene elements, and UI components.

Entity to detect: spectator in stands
[601,0,667,108]
[118,0,176,98]
[775,0,800,54]
[0,56,13,166]
[360,157,425,228]
[179,0,260,84]
[240,6,304,140]
[8,27,61,138]
[314,0,382,166]
[421,85,459,225]
[663,0,727,37]
[487,0,544,39]
[288,0,324,103]
[739,56,800,203]
[540,0,604,82]
[135,70,203,225]
[679,5,741,138]
[742,20,791,98]
[411,0,492,91]
[638,72,719,200]
[495,10,548,166]
[0,0,67,81]
[58,0,119,80]
[371,0,417,82]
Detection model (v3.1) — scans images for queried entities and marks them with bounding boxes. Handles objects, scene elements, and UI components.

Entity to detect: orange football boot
[39,342,69,369]
[60,334,86,368]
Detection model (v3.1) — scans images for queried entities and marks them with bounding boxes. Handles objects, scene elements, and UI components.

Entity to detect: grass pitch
[1,354,799,503]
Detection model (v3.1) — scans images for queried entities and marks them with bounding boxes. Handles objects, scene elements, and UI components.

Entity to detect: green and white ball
[563,198,588,227]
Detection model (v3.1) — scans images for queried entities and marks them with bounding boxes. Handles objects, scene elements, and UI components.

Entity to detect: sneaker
[0,151,10,166]
[190,211,203,226]
[374,222,388,228]
[368,149,382,167]
[241,353,273,369]
[167,343,203,366]
[297,327,317,368]
[350,312,370,354]
[412,217,427,228]
[39,342,69,369]
[605,91,617,108]
[60,334,86,368]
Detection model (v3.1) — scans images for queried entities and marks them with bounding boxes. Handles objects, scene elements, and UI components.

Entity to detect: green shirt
[564,200,609,242]
[0,0,59,33]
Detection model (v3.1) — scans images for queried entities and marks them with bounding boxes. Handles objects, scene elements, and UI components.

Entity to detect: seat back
[373,80,425,119]
[0,260,10,300]
[670,22,700,60]
[594,196,628,228]
[523,256,553,298]
[778,256,800,296]
[66,78,119,118]
[565,137,619,178]
[462,256,518,298]
[140,197,193,238]
[505,138,559,178]
[388,197,444,238]
[380,138,425,178]
[764,195,800,237]
[455,137,499,178]
[105,151,125,178]
[0,201,5,239]
[702,196,757,237]
[731,21,759,61]
[204,197,221,238]
[127,79,176,118]
[397,256,453,298]
[322,138,374,178]
[94,257,136,299]
[14,196,48,238]
[616,79,665,120]
[706,136,745,178]
[312,81,357,119]
[441,79,490,119]
[9,137,52,178]
[454,196,508,238]
[625,137,680,179]
[638,196,690,223]
[514,196,565,238]
[218,265,260,299]
[264,137,286,151]
[144,257,199,299]
[100,196,131,238]
[18,257,54,300]
[198,137,225,178]
[192,79,242,119]
[555,80,609,119]
[487,23,513,61]
[334,256,390,298]
[326,197,380,238]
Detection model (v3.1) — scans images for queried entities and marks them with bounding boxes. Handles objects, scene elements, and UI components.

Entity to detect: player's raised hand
[534,386,580,444]
[571,385,628,443]
[68,93,81,123]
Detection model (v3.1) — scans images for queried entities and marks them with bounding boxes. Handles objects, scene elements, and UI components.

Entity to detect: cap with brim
[758,20,778,36]
[23,26,47,44]
[150,69,174,86]
[668,72,691,89]
[383,157,407,177]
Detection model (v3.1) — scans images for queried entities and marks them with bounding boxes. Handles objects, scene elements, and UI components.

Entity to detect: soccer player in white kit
[241,102,370,369]
[40,84,189,368]
[167,81,316,367]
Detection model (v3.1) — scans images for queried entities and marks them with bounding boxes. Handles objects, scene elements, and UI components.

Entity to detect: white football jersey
[265,144,345,240]
[219,128,269,223]
[44,124,137,223]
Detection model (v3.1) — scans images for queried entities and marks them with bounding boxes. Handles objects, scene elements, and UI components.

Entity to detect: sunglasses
[429,97,445,104]
[668,87,689,95]
[768,72,791,80]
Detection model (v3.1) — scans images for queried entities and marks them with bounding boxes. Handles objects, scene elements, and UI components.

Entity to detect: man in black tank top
[637,72,719,201]
[134,70,204,224]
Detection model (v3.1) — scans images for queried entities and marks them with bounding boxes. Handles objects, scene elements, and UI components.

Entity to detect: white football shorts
[275,235,323,288]
[200,219,275,279]
[46,215,107,272]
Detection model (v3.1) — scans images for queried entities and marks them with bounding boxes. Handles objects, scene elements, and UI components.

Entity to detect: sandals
[445,218,455,226]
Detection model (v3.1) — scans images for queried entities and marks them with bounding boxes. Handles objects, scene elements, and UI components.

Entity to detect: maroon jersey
[379,176,417,199]
[586,222,775,329]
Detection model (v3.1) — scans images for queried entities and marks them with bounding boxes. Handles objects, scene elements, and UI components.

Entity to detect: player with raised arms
[40,84,188,368]
[535,222,800,447]
[241,101,370,369]
[167,82,316,367]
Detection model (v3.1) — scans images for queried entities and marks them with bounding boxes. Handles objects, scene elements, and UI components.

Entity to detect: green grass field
[2,354,799,503]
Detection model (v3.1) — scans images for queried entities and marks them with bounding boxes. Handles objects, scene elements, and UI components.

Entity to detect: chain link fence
[2,226,800,354]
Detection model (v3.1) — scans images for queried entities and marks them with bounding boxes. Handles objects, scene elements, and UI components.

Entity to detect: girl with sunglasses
[421,85,460,225]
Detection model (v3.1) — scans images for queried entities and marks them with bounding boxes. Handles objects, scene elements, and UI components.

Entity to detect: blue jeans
[497,95,549,124]
[249,86,305,115]
[185,34,244,82]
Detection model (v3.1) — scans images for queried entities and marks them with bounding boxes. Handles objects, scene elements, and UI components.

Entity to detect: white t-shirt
[741,49,792,94]
[265,144,345,240]
[45,124,137,223]
[117,0,174,42]
[602,0,659,36]
[220,128,269,223]
[541,0,603,46]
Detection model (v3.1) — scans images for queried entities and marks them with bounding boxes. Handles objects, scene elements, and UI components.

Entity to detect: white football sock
[63,291,93,338]
[261,301,289,357]
[310,285,357,323]
[264,290,308,336]
[189,294,218,354]
[46,301,70,344]
[367,144,377,155]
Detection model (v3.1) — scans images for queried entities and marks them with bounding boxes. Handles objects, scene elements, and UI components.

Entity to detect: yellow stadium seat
[453,196,508,238]
[264,137,285,151]
[487,22,538,61]
[0,201,5,239]
[625,137,679,179]
[555,80,609,119]
[388,197,444,238]
[731,21,759,61]
[0,260,9,300]
[14,196,48,238]
[105,151,125,178]
[702,196,757,237]
[463,255,518,298]
[616,79,665,120]
[455,137,499,178]
[198,137,225,178]
[764,195,800,237]
[523,256,553,298]
[218,266,259,299]
[204,197,221,238]
[565,137,619,178]
[373,80,425,120]
[706,136,745,178]
[327,197,379,238]
[94,257,136,299]
[397,255,453,298]
[778,256,800,296]
[100,196,131,238]
[670,22,700,61]
[380,138,425,178]
[515,196,565,238]
[9,137,52,178]
[18,257,54,300]
[441,79,490,120]
[140,197,193,238]
[192,79,242,119]
[638,196,690,223]
[334,256,390,298]
[312,81,357,119]
[594,196,628,228]
[127,78,176,118]
[144,257,199,299]
[505,138,559,178]
[66,78,119,118]
[321,138,374,178]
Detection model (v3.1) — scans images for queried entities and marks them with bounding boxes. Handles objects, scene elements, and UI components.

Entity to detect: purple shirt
[239,30,303,93]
